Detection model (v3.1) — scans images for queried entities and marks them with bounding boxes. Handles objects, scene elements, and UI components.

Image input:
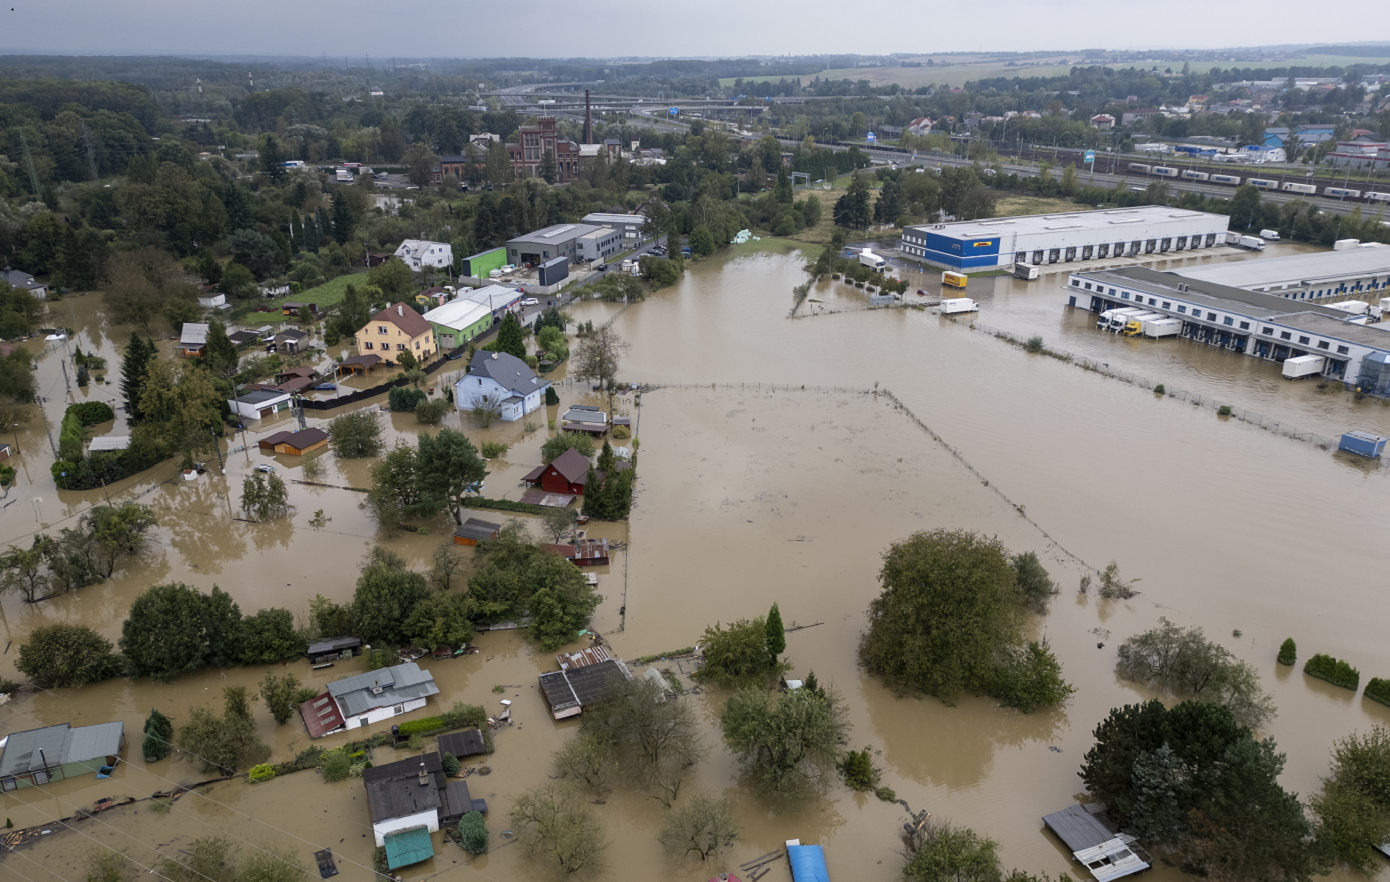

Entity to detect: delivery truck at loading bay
[1125,316,1182,338]
[1097,307,1144,330]
[1113,311,1161,332]
[1282,354,1325,379]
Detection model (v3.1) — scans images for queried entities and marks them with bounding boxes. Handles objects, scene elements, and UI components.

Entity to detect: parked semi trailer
[1282,354,1325,379]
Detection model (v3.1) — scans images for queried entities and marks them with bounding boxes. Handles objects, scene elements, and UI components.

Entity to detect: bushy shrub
[458,811,488,855]
[69,401,115,425]
[841,748,879,791]
[1024,335,1044,353]
[480,441,508,459]
[396,715,446,736]
[1305,653,1360,690]
[414,398,449,425]
[541,431,594,463]
[1365,678,1390,707]
[248,763,276,783]
[1277,638,1297,666]
[321,750,352,782]
[441,752,460,776]
[388,386,427,412]
[441,702,487,731]
[545,386,560,406]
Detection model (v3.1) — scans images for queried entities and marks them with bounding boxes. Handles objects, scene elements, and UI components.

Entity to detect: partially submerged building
[257,427,328,456]
[522,448,593,495]
[1172,245,1390,303]
[436,728,488,759]
[455,351,550,422]
[452,517,501,546]
[299,662,439,738]
[537,658,632,720]
[363,752,487,867]
[1068,265,1390,386]
[306,636,361,664]
[0,722,125,791]
[1042,803,1149,882]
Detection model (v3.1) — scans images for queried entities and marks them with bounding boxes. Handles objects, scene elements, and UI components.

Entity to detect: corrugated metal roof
[383,826,434,870]
[1043,804,1113,853]
[61,722,123,763]
[307,636,361,655]
[453,518,501,541]
[906,205,1223,240]
[0,724,70,776]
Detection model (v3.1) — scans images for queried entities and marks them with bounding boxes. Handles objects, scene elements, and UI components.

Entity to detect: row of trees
[0,502,156,603]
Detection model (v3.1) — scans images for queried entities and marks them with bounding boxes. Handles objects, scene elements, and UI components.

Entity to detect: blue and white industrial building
[1066,266,1390,391]
[899,206,1230,271]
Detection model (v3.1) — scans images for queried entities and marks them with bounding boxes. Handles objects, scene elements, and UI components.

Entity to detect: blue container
[1339,431,1387,458]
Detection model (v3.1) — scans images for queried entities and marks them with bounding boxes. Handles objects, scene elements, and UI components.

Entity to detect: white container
[1141,318,1181,338]
[940,298,979,315]
[1333,238,1361,251]
[1282,354,1325,379]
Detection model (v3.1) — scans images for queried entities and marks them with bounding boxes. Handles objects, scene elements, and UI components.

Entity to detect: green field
[267,273,365,311]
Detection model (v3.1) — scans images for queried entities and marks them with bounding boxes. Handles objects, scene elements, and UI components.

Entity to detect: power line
[5,843,77,882]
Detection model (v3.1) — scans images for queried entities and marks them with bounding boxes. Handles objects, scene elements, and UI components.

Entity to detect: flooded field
[4,244,1390,881]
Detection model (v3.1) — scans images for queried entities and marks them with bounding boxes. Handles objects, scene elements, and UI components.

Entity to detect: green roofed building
[383,825,434,870]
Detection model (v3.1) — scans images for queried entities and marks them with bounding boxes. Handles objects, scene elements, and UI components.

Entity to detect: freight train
[1125,163,1390,203]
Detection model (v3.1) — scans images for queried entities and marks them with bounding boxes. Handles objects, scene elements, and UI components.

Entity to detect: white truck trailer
[1327,300,1383,321]
[1139,317,1181,338]
[1282,354,1325,379]
[940,298,979,315]
[1111,310,1160,332]
[859,249,887,270]
[1013,263,1039,281]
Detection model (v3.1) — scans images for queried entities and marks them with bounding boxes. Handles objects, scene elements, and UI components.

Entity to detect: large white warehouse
[899,206,1230,271]
[1173,244,1390,303]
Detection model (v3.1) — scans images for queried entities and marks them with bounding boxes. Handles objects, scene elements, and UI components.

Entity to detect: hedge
[1365,678,1390,708]
[460,497,550,516]
[69,401,115,426]
[1277,638,1297,666]
[1304,653,1360,690]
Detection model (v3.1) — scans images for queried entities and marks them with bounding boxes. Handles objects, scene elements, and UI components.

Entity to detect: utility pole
[18,129,41,195]
[81,120,100,183]
[210,428,224,471]
[60,361,71,399]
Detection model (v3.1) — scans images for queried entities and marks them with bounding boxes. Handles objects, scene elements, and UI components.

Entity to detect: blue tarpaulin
[788,844,830,882]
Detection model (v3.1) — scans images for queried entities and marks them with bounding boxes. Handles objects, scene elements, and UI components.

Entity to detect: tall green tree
[832,174,872,229]
[721,685,850,797]
[351,547,430,645]
[204,319,239,378]
[120,332,157,423]
[336,282,372,337]
[15,623,123,688]
[1311,726,1390,874]
[765,602,786,663]
[495,313,527,360]
[142,708,174,762]
[330,190,353,245]
[414,428,489,525]
[120,583,243,682]
[774,166,793,204]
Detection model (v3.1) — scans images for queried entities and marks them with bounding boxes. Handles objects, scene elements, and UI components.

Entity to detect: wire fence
[968,319,1382,464]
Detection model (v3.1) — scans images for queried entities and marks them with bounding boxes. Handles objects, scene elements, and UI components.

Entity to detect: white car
[521,298,539,307]
[255,464,276,474]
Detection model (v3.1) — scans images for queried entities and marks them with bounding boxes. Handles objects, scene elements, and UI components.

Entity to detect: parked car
[595,263,608,271]
[521,298,539,307]
[255,464,276,474]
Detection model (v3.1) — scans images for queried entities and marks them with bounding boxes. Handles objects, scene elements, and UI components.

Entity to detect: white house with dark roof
[455,351,550,422]
[393,240,453,270]
[2,268,47,300]
[299,662,440,738]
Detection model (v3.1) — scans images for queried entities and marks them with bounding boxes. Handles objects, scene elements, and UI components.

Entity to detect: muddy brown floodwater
[3,244,1389,882]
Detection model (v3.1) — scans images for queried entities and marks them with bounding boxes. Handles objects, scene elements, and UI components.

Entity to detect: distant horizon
[3,0,1389,61]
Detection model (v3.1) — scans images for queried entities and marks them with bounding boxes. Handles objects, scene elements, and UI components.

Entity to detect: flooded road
[5,245,1390,881]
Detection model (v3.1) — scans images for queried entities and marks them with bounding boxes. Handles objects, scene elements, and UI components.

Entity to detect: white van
[1259,229,1280,241]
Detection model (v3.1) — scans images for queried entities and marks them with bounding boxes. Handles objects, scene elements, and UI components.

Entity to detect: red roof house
[521,448,593,495]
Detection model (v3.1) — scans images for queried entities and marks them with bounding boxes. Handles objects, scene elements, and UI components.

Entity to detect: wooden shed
[257,427,329,456]
[452,518,502,546]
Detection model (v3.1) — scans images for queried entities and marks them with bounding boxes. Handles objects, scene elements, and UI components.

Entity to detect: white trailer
[1117,312,1162,333]
[1327,300,1382,321]
[1141,318,1181,338]
[859,249,887,270]
[1282,354,1325,379]
[1236,235,1265,251]
[1013,262,1039,281]
[940,298,979,315]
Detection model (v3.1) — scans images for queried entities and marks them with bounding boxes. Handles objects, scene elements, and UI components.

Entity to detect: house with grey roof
[227,388,292,421]
[455,351,550,422]
[298,662,439,738]
[0,721,125,791]
[179,322,209,357]
[2,268,47,301]
[363,752,486,856]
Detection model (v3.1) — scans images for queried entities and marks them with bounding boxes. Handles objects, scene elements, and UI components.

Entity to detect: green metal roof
[383,826,433,870]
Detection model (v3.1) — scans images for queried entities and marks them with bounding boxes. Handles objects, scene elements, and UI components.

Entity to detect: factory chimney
[584,90,592,145]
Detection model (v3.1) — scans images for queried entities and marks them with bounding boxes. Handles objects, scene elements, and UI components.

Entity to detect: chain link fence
[969,320,1372,462]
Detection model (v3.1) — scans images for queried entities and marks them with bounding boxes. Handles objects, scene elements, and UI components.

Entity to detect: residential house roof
[547,448,592,484]
[261,427,328,449]
[1,269,44,292]
[327,662,439,718]
[180,323,210,347]
[338,354,383,370]
[307,636,361,656]
[561,407,607,426]
[236,389,291,406]
[364,752,481,827]
[228,330,260,345]
[299,692,345,738]
[366,303,433,339]
[0,722,125,777]
[277,328,310,342]
[465,351,547,397]
[277,367,317,380]
[452,518,501,542]
[393,239,450,261]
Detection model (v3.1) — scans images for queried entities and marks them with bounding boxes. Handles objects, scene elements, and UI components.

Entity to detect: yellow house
[356,302,437,365]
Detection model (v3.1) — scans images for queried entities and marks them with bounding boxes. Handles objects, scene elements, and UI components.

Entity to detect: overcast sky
[4,0,1388,58]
